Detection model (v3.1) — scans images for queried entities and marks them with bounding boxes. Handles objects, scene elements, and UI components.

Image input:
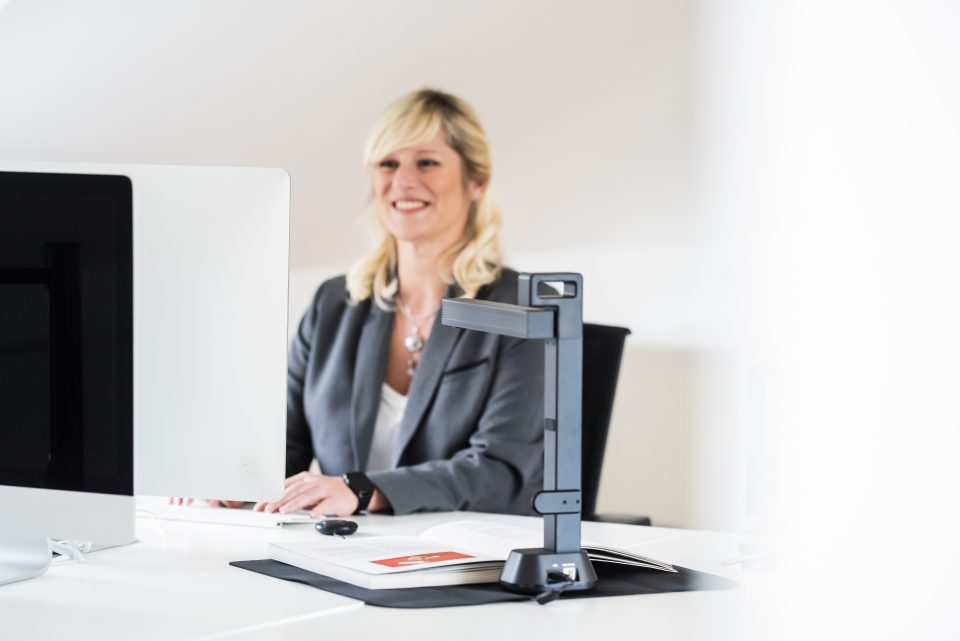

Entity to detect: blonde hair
[346,89,502,309]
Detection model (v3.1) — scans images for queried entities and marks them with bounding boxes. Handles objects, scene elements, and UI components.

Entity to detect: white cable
[49,539,87,565]
[136,506,171,535]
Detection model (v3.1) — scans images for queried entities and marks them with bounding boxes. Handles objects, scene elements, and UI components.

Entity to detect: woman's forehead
[370,117,445,160]
[383,132,456,156]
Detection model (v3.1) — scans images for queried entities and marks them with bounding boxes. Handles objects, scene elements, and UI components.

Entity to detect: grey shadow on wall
[596,344,746,531]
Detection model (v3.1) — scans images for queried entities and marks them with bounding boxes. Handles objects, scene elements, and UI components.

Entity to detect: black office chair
[581,323,651,526]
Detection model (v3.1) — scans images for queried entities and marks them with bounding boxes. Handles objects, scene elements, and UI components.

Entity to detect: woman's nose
[394,163,418,188]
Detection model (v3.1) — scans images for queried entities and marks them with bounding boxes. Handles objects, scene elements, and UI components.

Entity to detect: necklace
[397,296,439,376]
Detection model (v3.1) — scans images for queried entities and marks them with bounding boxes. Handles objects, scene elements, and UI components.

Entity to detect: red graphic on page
[371,551,474,567]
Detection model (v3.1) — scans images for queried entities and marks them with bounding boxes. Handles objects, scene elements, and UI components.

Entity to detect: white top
[365,383,408,472]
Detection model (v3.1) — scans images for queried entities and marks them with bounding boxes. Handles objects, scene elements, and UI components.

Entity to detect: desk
[0,512,757,641]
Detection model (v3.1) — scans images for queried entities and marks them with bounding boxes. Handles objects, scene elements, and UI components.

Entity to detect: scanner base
[498,547,597,594]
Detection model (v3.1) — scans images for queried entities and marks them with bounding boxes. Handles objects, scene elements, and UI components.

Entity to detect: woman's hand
[167,497,245,508]
[253,472,392,517]
[254,472,359,517]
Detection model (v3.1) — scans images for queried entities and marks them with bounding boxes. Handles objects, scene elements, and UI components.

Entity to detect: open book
[268,520,675,590]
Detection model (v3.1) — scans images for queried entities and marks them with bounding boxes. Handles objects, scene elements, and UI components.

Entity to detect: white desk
[0,512,757,641]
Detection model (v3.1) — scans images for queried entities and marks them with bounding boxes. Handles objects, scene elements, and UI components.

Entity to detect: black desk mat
[230,559,737,608]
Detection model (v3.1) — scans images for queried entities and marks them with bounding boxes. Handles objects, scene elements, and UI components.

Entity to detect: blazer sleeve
[367,334,544,515]
[285,282,327,476]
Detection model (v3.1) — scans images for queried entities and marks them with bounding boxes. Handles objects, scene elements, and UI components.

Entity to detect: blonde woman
[257,89,543,517]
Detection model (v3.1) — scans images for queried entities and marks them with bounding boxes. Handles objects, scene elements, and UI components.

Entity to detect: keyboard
[141,502,317,529]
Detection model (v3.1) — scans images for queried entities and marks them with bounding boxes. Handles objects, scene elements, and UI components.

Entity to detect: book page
[420,521,544,559]
[421,520,676,571]
[276,535,499,575]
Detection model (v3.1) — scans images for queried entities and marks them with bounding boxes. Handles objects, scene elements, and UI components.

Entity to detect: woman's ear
[468,181,487,202]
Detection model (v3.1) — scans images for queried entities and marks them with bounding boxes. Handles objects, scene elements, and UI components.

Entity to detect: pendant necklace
[398,297,439,376]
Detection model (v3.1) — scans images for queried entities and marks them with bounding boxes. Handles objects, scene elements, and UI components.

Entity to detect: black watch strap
[342,471,376,514]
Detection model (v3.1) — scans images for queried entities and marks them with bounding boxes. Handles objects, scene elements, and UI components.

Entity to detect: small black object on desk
[316,520,358,537]
[441,273,596,596]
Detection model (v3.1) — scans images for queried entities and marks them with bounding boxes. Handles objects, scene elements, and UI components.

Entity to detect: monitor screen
[0,171,133,496]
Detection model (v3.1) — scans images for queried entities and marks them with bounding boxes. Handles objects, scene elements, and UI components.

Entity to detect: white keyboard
[140,501,317,529]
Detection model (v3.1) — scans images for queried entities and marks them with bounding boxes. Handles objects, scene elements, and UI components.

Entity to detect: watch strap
[342,471,376,514]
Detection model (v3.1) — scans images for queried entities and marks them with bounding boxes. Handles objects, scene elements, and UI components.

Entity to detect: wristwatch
[342,471,376,514]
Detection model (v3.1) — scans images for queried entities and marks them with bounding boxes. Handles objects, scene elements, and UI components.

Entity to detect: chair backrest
[580,323,631,520]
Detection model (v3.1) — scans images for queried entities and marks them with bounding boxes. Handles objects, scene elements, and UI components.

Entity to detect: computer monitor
[1,161,290,502]
[0,170,135,585]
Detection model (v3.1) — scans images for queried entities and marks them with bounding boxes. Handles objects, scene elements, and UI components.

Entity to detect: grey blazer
[286,268,544,515]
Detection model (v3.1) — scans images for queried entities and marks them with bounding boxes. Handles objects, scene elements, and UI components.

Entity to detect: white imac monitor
[0,171,135,585]
[1,161,290,503]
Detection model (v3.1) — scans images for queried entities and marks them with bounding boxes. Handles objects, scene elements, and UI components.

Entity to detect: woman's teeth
[394,200,427,210]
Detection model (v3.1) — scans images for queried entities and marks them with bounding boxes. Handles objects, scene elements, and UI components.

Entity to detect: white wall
[0,0,773,536]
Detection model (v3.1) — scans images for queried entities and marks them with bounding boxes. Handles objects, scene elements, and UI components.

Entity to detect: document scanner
[442,273,597,596]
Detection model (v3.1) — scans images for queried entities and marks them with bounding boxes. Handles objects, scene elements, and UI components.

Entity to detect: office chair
[581,323,652,526]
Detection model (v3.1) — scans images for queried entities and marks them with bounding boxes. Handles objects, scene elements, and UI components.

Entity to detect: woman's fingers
[169,480,348,514]
[207,499,244,508]
[309,491,356,518]
[261,480,318,513]
[274,475,350,514]
[261,473,348,513]
[168,498,242,508]
[264,481,311,512]
[309,500,335,519]
[283,471,316,488]
[278,483,330,514]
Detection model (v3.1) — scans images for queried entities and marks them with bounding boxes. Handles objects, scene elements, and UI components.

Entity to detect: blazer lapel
[392,284,463,466]
[351,301,393,471]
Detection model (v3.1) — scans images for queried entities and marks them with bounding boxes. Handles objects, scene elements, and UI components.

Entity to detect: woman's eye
[417,158,440,168]
[378,159,398,170]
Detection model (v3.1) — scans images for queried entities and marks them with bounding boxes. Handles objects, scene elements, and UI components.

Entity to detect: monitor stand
[0,537,51,586]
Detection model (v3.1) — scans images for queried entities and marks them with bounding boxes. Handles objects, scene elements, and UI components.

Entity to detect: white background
[2,2,958,636]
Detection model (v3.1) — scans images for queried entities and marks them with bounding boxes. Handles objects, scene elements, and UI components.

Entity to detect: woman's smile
[392,198,431,214]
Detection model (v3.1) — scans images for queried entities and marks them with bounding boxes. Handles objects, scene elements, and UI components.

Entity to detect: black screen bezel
[0,170,133,496]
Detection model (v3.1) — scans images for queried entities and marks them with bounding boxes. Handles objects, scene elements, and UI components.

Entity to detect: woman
[257,89,543,517]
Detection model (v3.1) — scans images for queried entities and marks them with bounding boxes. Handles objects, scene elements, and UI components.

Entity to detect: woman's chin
[383,221,432,244]
[391,232,432,246]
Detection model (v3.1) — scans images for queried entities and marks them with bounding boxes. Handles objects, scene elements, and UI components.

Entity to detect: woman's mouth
[392,199,430,214]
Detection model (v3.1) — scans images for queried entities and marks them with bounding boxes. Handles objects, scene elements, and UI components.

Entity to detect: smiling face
[372,132,484,248]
